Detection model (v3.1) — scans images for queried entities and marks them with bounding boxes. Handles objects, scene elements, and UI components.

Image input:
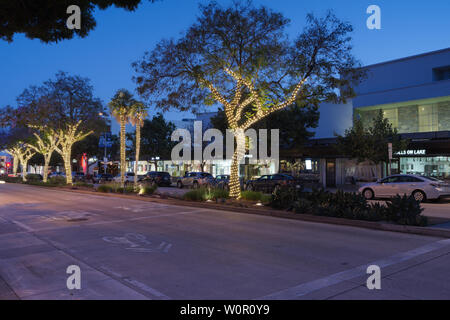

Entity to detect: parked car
[112,172,140,184]
[246,174,301,193]
[175,172,215,189]
[49,172,66,178]
[142,171,172,187]
[359,174,450,202]
[72,172,85,182]
[91,173,114,184]
[25,173,43,181]
[214,174,245,190]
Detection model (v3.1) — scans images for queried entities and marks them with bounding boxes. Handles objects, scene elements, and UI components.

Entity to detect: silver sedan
[358,174,450,202]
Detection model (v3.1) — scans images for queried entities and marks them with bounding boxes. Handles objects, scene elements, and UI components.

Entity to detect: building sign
[395,149,426,156]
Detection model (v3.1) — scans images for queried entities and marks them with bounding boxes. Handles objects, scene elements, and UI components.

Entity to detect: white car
[112,172,136,184]
[359,174,450,202]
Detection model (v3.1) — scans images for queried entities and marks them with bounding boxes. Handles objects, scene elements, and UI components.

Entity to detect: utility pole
[388,142,393,176]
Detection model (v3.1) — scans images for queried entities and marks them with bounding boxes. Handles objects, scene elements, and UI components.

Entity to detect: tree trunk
[64,149,73,185]
[13,156,18,176]
[21,159,28,182]
[43,154,50,183]
[229,129,245,199]
[120,116,126,188]
[134,124,141,186]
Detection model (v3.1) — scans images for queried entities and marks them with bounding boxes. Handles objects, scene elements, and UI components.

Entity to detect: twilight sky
[1,0,450,127]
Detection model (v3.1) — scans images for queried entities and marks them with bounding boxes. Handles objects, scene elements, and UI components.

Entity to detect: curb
[14,183,450,239]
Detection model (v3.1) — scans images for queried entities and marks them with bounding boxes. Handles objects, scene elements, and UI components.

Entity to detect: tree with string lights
[6,142,36,181]
[108,90,134,188]
[54,121,93,185]
[27,127,59,183]
[133,1,363,198]
[129,100,148,187]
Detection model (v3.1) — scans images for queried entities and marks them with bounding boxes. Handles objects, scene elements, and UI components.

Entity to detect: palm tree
[129,101,148,187]
[108,89,134,188]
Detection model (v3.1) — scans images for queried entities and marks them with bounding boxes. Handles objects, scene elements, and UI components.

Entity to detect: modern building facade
[307,47,450,187]
[130,48,450,186]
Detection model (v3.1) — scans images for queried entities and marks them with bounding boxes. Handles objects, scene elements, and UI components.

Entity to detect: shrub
[0,176,22,183]
[97,185,113,193]
[73,182,94,188]
[183,189,206,201]
[25,174,42,182]
[48,176,66,185]
[240,190,264,201]
[183,188,229,201]
[208,188,229,200]
[139,185,157,195]
[261,194,272,204]
[385,195,427,226]
[293,198,313,214]
[269,186,426,226]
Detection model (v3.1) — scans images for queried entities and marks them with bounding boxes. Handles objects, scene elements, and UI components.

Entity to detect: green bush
[25,174,42,182]
[183,188,229,201]
[240,190,264,201]
[48,176,66,185]
[139,185,157,195]
[269,186,427,226]
[385,195,427,226]
[183,189,205,201]
[73,182,94,188]
[0,176,22,183]
[97,185,113,193]
[293,198,313,214]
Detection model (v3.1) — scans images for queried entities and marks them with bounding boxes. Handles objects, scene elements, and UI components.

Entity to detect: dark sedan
[142,171,172,187]
[246,174,301,193]
[91,173,114,184]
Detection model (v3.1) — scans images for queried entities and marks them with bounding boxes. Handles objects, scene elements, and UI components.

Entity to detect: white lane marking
[260,239,450,300]
[11,220,35,232]
[6,209,205,233]
[102,233,172,253]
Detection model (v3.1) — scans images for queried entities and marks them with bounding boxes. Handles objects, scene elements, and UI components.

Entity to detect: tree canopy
[336,109,409,164]
[133,1,363,122]
[0,0,157,43]
[0,71,108,165]
[133,0,363,198]
[127,113,175,161]
[211,102,319,149]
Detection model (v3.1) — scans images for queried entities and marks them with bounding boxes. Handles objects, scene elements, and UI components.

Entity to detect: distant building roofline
[361,47,450,70]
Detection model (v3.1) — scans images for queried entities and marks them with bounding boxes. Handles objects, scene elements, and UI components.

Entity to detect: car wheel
[247,184,254,191]
[177,181,183,189]
[362,188,374,200]
[412,190,426,202]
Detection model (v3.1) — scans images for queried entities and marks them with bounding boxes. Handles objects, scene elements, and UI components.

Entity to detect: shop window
[418,104,438,132]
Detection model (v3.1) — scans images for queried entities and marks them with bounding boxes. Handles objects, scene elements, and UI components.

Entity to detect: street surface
[0,183,449,300]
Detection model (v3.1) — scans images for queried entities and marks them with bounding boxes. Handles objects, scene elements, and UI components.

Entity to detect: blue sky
[1,0,450,127]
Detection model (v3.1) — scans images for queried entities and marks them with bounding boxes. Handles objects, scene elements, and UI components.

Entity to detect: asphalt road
[154,187,450,220]
[0,183,449,300]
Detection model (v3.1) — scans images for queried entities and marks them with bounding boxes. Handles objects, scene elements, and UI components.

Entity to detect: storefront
[394,134,450,181]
